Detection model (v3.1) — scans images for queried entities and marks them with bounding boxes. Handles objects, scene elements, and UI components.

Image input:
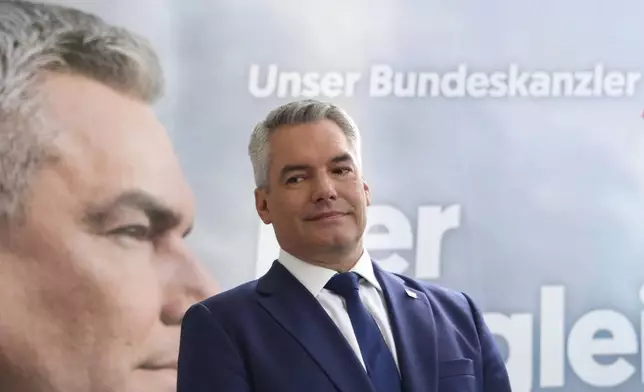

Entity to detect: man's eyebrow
[278,153,355,180]
[279,164,311,180]
[330,153,353,164]
[84,190,187,233]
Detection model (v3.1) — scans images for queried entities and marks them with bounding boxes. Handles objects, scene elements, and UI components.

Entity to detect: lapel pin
[405,289,418,299]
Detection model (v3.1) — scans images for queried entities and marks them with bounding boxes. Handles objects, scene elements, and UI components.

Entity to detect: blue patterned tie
[325,272,402,392]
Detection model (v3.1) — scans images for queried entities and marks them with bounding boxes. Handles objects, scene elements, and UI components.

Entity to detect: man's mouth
[139,357,178,371]
[307,211,348,221]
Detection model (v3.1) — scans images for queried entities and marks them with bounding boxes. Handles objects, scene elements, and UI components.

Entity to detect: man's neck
[284,245,364,273]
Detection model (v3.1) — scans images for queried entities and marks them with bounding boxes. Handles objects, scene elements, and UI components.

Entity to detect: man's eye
[333,167,352,175]
[109,225,150,240]
[286,176,304,184]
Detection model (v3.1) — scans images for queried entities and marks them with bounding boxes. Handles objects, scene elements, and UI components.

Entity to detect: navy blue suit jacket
[177,260,512,392]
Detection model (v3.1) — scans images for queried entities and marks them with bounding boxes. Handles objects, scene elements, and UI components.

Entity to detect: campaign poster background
[49,1,644,391]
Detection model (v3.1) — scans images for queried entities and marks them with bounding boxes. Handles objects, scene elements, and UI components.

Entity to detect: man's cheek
[104,276,163,343]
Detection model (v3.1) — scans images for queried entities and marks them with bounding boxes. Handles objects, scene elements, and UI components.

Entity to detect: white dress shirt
[278,249,400,372]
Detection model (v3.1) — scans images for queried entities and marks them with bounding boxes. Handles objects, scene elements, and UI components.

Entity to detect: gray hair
[0,0,164,224]
[248,99,362,189]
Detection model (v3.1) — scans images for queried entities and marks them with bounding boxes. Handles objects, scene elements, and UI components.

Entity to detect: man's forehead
[271,147,357,167]
[38,75,194,211]
[270,125,353,156]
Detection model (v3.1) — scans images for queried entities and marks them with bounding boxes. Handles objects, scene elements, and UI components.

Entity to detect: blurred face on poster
[0,73,218,392]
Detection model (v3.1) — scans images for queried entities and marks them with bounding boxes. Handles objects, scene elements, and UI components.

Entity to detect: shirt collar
[278,248,381,297]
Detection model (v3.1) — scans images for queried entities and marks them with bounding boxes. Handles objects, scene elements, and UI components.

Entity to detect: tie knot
[325,272,360,299]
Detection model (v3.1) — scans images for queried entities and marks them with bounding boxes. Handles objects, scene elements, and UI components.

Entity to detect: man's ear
[254,187,272,224]
[362,179,371,206]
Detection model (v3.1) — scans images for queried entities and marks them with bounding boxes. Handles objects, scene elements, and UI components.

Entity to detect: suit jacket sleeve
[177,302,250,392]
[462,292,513,392]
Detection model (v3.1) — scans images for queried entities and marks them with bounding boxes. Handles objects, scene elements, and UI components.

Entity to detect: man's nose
[311,173,337,203]
[160,243,219,325]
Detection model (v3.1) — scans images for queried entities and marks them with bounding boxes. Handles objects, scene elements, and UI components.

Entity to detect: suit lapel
[256,261,375,392]
[374,263,439,392]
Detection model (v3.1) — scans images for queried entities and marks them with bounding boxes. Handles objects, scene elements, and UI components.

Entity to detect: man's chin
[310,237,359,253]
[128,368,177,392]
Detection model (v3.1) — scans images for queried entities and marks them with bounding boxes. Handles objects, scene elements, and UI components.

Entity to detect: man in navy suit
[177,99,512,392]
